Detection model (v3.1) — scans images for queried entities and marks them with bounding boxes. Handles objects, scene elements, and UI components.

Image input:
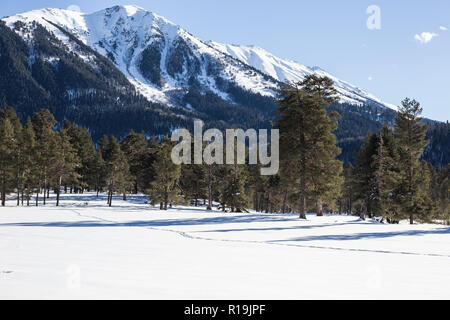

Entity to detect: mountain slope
[3,5,395,111]
[209,42,397,109]
[3,6,279,108]
[0,18,191,139]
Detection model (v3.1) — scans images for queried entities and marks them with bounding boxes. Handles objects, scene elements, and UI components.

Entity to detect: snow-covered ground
[1,193,449,299]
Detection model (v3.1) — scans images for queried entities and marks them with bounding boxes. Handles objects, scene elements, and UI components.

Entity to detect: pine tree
[31,109,59,205]
[275,75,341,218]
[354,133,378,219]
[223,162,250,213]
[181,164,206,207]
[147,137,184,210]
[22,118,37,206]
[0,107,23,206]
[0,116,15,206]
[103,136,130,206]
[342,162,355,214]
[371,126,400,222]
[120,130,149,194]
[91,149,106,197]
[63,122,96,193]
[204,162,218,211]
[53,129,80,206]
[394,98,430,224]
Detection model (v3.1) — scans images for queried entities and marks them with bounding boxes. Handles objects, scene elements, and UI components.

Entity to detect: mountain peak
[121,5,146,16]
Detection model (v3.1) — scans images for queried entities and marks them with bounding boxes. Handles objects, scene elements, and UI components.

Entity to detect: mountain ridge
[2,5,395,111]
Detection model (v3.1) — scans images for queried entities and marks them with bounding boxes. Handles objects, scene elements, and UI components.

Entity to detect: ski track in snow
[68,208,450,259]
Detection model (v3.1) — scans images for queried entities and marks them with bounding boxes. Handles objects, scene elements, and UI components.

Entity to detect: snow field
[1,193,449,299]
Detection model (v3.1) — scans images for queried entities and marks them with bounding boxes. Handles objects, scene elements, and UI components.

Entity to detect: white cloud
[440,26,448,31]
[414,32,438,44]
[368,76,373,81]
[67,5,81,12]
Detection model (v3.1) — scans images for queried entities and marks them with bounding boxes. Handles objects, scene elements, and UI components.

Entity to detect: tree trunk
[163,188,168,210]
[360,202,366,221]
[349,194,353,215]
[56,176,62,207]
[123,192,127,201]
[316,199,323,216]
[282,191,287,214]
[207,181,212,211]
[1,178,5,207]
[43,177,46,206]
[108,191,112,207]
[299,152,307,219]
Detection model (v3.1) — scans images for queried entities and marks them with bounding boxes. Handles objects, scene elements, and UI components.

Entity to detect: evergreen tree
[275,75,341,218]
[103,136,130,206]
[354,126,400,221]
[22,118,37,206]
[31,109,58,206]
[204,162,218,211]
[53,128,80,206]
[223,162,250,213]
[181,164,206,207]
[342,162,355,214]
[120,130,149,194]
[0,107,23,206]
[371,126,401,222]
[91,149,106,197]
[0,115,15,206]
[147,137,184,210]
[394,98,431,224]
[354,133,378,219]
[63,122,96,193]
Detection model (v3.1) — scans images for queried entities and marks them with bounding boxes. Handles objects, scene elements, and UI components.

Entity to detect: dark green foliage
[147,137,184,210]
[166,39,200,78]
[351,98,448,223]
[121,130,151,194]
[275,75,343,218]
[139,41,164,87]
[423,122,450,168]
[101,136,131,206]
[394,98,431,224]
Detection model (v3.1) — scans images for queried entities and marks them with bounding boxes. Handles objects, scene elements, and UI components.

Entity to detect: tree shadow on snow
[269,228,450,243]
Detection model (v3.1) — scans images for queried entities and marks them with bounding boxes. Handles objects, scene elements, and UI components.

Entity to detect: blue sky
[1,0,449,121]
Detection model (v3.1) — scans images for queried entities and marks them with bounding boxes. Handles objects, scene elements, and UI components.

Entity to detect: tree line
[0,76,448,224]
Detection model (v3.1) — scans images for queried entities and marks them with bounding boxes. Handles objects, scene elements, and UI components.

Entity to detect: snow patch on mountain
[209,42,396,109]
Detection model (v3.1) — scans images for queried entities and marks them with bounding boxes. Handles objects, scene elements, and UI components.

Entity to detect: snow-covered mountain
[2,5,394,110]
[3,5,278,107]
[209,42,396,109]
